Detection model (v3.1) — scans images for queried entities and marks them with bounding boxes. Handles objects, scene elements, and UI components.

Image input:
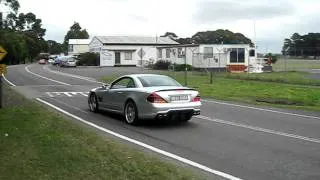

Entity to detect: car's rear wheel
[124,101,139,125]
[88,93,99,112]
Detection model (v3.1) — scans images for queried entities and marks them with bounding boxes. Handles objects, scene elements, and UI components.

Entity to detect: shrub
[77,52,100,66]
[172,64,192,71]
[153,60,171,70]
[264,53,278,64]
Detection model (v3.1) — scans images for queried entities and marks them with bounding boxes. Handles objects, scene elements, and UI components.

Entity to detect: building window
[249,49,255,57]
[204,47,213,58]
[158,49,162,58]
[230,48,245,63]
[178,48,182,58]
[68,45,74,52]
[125,51,132,60]
[166,49,170,58]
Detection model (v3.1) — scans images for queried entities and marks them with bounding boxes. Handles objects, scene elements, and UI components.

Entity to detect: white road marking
[36,98,242,180]
[202,100,320,120]
[79,92,88,97]
[46,92,54,97]
[25,65,71,86]
[196,115,320,144]
[43,66,104,84]
[45,92,89,97]
[63,92,72,97]
[2,73,16,86]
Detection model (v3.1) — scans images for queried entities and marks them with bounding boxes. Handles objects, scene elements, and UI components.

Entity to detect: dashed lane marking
[46,92,89,98]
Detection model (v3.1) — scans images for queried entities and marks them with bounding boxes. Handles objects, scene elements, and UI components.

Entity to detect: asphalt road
[4,64,320,180]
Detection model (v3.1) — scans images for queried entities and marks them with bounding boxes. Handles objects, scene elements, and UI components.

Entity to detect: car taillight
[192,95,201,102]
[147,93,167,103]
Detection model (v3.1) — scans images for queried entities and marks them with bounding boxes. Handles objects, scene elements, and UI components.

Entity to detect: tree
[175,29,253,46]
[160,32,178,39]
[0,0,20,12]
[47,40,63,55]
[0,0,48,64]
[282,32,320,58]
[63,22,89,52]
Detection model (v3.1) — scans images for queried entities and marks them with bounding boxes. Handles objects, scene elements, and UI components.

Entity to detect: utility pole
[184,47,187,86]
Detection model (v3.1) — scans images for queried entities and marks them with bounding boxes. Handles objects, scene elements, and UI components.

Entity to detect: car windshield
[138,76,182,87]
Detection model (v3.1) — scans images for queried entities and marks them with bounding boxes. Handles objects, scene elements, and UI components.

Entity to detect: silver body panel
[89,74,201,120]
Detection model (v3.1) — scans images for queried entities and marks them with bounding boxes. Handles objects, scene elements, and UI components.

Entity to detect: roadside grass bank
[0,85,204,180]
[101,73,320,112]
[213,71,320,86]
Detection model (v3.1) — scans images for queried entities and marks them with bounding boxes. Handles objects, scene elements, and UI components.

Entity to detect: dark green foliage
[0,1,49,64]
[77,52,100,66]
[47,40,63,55]
[282,32,320,58]
[63,22,89,52]
[153,60,171,70]
[264,53,278,64]
[176,29,253,46]
[172,64,192,71]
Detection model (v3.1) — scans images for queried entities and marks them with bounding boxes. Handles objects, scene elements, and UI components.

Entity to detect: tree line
[282,32,320,58]
[161,30,253,46]
[0,0,89,65]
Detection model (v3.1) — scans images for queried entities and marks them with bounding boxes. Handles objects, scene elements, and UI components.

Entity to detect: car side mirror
[102,83,110,89]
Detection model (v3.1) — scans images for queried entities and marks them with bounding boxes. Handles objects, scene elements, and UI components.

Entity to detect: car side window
[111,78,135,89]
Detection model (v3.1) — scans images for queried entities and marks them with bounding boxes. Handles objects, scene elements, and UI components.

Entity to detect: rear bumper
[155,109,200,120]
[139,106,201,120]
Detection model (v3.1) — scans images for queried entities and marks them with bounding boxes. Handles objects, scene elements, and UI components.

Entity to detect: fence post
[210,71,213,84]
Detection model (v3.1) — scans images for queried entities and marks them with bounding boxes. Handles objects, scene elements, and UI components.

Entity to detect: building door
[115,52,121,64]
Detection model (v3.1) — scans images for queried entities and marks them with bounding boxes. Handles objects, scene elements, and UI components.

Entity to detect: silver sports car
[88,74,201,125]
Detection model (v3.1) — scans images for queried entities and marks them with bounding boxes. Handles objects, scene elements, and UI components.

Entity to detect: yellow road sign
[0,64,7,74]
[0,46,8,62]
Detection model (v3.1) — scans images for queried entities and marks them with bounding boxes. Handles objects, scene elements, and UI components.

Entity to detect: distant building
[157,44,256,72]
[89,36,179,66]
[68,39,91,56]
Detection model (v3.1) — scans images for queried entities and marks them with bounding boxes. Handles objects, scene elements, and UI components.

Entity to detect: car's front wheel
[88,93,99,112]
[124,100,139,125]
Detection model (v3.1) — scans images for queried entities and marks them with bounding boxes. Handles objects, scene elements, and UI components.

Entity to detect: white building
[157,44,256,72]
[89,36,179,67]
[68,39,91,56]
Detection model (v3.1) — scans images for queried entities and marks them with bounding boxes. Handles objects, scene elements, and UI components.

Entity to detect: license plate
[170,95,188,101]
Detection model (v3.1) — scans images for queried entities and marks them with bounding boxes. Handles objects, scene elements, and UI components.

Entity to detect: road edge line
[2,73,16,86]
[36,97,242,180]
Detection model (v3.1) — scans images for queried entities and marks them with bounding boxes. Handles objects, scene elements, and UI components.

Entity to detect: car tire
[88,93,99,112]
[124,100,139,125]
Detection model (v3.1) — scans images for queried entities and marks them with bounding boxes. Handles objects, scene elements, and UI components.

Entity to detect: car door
[104,77,134,111]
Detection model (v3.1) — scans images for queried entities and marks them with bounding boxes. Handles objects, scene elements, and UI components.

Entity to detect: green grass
[273,58,320,71]
[214,71,320,86]
[101,72,320,112]
[0,85,203,180]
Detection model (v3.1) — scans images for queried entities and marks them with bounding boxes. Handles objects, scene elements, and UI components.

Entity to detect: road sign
[0,46,8,62]
[0,64,7,74]
[137,48,145,59]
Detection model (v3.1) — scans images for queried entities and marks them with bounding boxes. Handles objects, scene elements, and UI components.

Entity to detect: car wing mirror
[102,83,110,89]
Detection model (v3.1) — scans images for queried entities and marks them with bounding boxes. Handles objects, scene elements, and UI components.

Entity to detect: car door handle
[117,92,124,94]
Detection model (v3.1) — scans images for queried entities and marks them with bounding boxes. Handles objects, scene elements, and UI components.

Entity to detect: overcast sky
[17,0,320,53]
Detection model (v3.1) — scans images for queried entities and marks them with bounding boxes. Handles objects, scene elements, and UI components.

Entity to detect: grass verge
[0,85,203,180]
[214,71,320,86]
[101,72,320,112]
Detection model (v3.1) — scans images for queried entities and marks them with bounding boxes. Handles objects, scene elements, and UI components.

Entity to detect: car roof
[125,74,168,78]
